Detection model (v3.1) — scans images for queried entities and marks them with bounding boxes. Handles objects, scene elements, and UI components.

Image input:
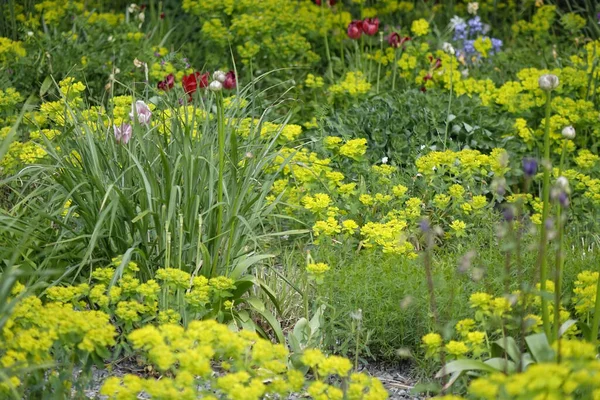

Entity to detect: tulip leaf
[435,359,496,378]
[525,333,555,363]
[492,336,521,364]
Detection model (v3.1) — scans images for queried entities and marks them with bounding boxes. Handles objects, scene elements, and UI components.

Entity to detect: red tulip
[157,73,175,91]
[347,20,363,40]
[182,72,209,99]
[362,18,379,36]
[388,33,411,48]
[223,71,237,90]
[314,0,336,5]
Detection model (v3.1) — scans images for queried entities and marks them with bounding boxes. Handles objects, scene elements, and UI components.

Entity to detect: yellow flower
[411,18,429,37]
[445,340,468,357]
[339,138,367,160]
[455,319,476,337]
[450,220,467,237]
[422,333,443,358]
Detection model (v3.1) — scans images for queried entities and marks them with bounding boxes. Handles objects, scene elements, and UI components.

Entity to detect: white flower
[442,42,455,55]
[561,126,576,140]
[461,69,470,78]
[449,16,465,29]
[133,58,144,68]
[381,157,389,164]
[209,81,223,92]
[128,3,138,13]
[213,70,227,83]
[467,2,479,15]
[27,31,34,37]
[538,74,559,91]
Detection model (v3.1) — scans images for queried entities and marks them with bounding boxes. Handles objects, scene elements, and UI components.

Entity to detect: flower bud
[561,125,576,140]
[538,74,559,91]
[556,176,569,191]
[213,70,226,83]
[209,80,223,92]
[522,158,538,178]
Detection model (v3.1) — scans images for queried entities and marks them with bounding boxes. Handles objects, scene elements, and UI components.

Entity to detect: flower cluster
[422,277,584,362]
[100,320,388,400]
[1,286,116,394]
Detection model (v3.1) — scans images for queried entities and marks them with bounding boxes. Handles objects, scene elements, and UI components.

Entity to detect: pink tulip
[129,100,152,126]
[113,123,132,144]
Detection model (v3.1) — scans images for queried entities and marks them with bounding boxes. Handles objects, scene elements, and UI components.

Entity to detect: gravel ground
[359,362,425,400]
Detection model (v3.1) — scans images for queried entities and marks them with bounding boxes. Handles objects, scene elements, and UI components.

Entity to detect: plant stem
[392,49,399,91]
[537,90,552,339]
[443,57,454,150]
[554,140,568,348]
[376,33,383,93]
[320,5,333,81]
[214,93,225,276]
[590,265,600,345]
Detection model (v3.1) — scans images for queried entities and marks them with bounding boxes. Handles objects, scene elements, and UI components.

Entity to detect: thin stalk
[213,93,226,276]
[590,265,600,345]
[320,5,334,81]
[553,140,568,348]
[537,90,553,339]
[443,56,454,150]
[392,49,399,91]
[178,213,184,269]
[553,203,564,355]
[376,33,383,93]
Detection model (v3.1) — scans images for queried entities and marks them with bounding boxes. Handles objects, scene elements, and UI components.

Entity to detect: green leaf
[492,336,521,364]
[230,254,275,280]
[253,306,285,343]
[435,359,496,378]
[525,333,555,363]
[558,319,577,338]
[39,76,53,97]
[484,358,516,373]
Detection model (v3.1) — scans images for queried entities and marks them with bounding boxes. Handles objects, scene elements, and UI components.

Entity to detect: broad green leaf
[435,359,496,378]
[525,333,555,363]
[484,358,516,373]
[559,319,578,338]
[230,254,275,279]
[492,336,521,364]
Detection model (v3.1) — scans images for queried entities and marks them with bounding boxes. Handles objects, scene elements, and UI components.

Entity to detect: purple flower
[491,38,503,54]
[113,123,132,144]
[453,22,467,41]
[419,219,430,233]
[463,40,476,54]
[558,191,569,208]
[522,158,537,178]
[467,16,483,35]
[129,100,152,126]
[503,205,515,222]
